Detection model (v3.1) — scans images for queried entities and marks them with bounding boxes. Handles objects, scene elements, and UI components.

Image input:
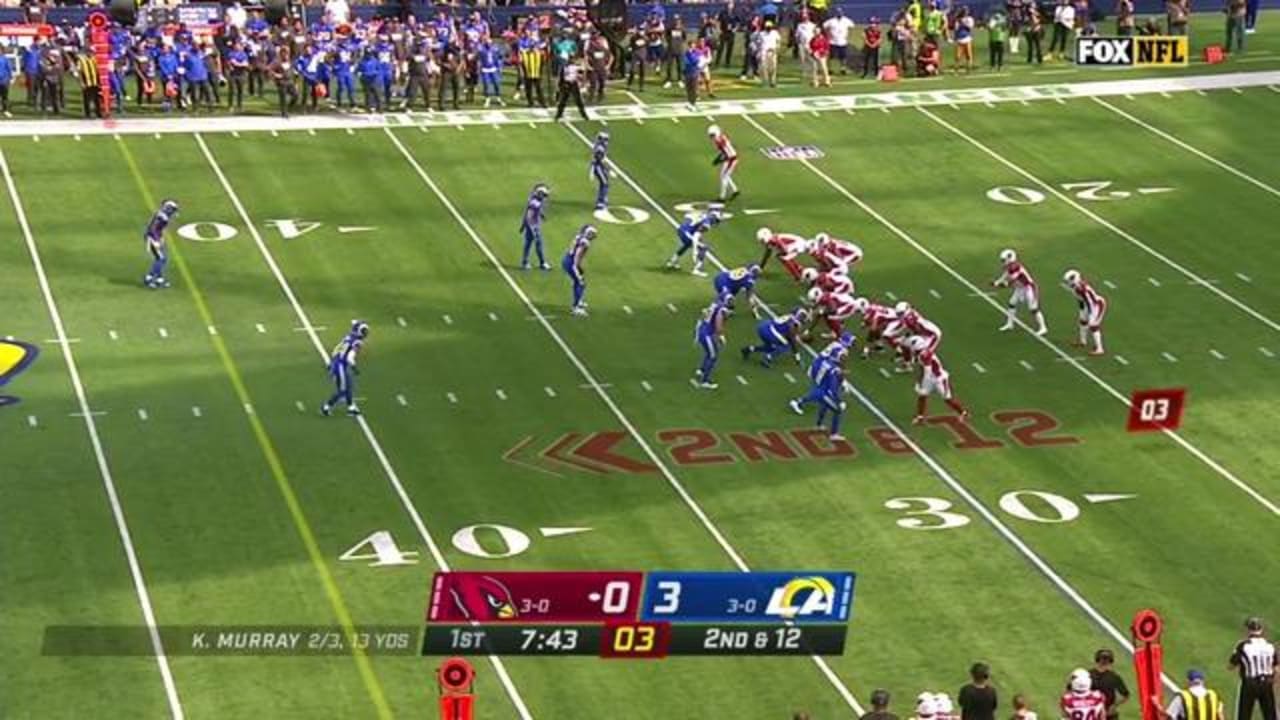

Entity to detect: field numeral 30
[886,490,1082,530]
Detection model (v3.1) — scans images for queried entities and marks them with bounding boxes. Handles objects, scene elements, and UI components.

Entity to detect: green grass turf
[1,65,1278,718]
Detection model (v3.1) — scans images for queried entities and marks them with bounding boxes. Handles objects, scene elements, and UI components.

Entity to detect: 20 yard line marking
[0,149,185,719]
[388,126,815,716]
[1132,103,1271,182]
[196,132,533,720]
[559,123,867,716]
[734,116,1273,681]
[917,106,1280,335]
[744,111,1279,518]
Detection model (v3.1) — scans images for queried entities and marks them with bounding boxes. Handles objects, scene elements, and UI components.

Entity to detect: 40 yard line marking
[561,122,868,716]
[387,125,826,716]
[0,149,185,719]
[917,106,1280,335]
[742,111,1279,519]
[196,132,532,720]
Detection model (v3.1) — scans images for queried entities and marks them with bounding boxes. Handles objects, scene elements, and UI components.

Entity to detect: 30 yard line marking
[197,132,531,720]
[390,124,809,717]
[743,112,1279,519]
[918,106,1280,335]
[1,149,185,719]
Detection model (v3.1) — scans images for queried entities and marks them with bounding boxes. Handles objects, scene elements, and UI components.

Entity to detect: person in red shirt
[917,37,941,76]
[809,32,831,87]
[862,18,883,78]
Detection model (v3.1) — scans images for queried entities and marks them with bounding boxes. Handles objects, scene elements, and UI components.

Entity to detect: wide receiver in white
[992,249,1047,335]
[907,335,970,424]
[707,125,740,202]
[1063,269,1108,355]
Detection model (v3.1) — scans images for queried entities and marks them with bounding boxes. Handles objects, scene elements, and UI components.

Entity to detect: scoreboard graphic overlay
[422,571,856,659]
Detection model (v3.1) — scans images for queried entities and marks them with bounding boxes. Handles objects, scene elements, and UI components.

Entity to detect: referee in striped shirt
[1231,617,1277,720]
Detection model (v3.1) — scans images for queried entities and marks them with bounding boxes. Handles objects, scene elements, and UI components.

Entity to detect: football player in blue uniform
[562,224,597,316]
[143,199,179,289]
[713,264,761,315]
[789,335,854,440]
[321,320,369,417]
[520,183,550,270]
[691,297,731,389]
[665,206,722,276]
[589,131,610,210]
[741,308,810,368]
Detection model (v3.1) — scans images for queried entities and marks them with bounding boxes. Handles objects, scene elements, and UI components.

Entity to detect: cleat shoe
[571,306,589,317]
[1036,326,1048,336]
[347,406,362,416]
[520,262,530,270]
[699,381,718,390]
[321,404,332,416]
[911,415,926,425]
[998,323,1014,332]
[829,433,846,443]
[959,410,971,421]
[788,399,804,415]
[540,263,550,271]
[691,268,708,277]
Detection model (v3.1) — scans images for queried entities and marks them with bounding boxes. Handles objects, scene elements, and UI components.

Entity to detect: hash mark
[447,392,458,404]
[346,128,355,135]
[295,401,306,412]
[544,386,557,398]
[783,372,797,384]
[1161,352,1178,363]
[1019,360,1035,371]
[396,394,409,407]
[108,330,119,341]
[928,289,942,300]
[877,367,891,379]
[972,362,987,374]
[885,290,898,301]
[192,406,202,418]
[666,303,678,314]
[1102,280,1118,290]
[495,389,508,400]
[622,305,633,316]
[255,323,267,334]
[207,325,217,336]
[27,415,37,428]
[1209,349,1227,360]
[1260,347,1276,358]
[736,375,749,385]
[1147,277,1162,287]
[308,129,317,136]
[396,316,408,328]
[157,327,169,339]
[138,409,149,421]
[1114,355,1130,366]
[1232,88,1244,95]
[443,314,453,325]
[641,380,654,392]
[231,131,240,138]
[488,311,499,322]
[1236,272,1252,283]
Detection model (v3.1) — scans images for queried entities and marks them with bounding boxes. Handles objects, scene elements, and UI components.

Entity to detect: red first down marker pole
[1132,609,1165,720]
[88,12,111,118]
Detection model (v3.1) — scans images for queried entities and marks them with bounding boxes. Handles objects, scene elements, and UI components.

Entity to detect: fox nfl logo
[1076,36,1189,66]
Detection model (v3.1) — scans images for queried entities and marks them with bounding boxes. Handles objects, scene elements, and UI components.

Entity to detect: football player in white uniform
[1063,269,1108,355]
[908,336,970,424]
[993,249,1047,336]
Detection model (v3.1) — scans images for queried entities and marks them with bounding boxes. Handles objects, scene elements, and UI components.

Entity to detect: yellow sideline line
[115,137,393,720]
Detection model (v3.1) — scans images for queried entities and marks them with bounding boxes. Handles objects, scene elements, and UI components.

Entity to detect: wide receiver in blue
[143,199,179,289]
[665,206,722,277]
[692,297,732,389]
[322,320,369,417]
[563,224,598,316]
[520,183,551,270]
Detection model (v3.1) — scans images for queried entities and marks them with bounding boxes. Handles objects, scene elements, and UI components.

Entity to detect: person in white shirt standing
[794,11,819,85]
[224,2,247,32]
[823,8,855,74]
[1049,0,1075,60]
[758,22,781,87]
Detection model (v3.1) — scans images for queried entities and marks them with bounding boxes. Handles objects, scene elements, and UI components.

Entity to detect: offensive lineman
[741,307,809,368]
[993,249,1047,335]
[707,124,740,202]
[321,320,369,417]
[143,199,179,289]
[713,264,762,315]
[1063,269,1108,355]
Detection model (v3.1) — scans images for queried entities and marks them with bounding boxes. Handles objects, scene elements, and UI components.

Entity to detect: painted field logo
[1076,37,1189,67]
[0,339,39,408]
[761,145,825,161]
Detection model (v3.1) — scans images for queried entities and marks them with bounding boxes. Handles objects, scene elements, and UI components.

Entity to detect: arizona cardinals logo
[449,575,519,621]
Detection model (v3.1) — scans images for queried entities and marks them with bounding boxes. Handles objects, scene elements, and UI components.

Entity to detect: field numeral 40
[886,490,1082,530]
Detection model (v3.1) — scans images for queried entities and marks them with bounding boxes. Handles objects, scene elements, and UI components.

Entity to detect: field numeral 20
[987,180,1170,206]
[886,490,1082,530]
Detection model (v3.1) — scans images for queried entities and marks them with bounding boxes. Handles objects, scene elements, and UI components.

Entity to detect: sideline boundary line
[564,119,1185,696]
[917,106,1280,334]
[0,149,185,719]
[192,133,534,720]
[1,70,1277,137]
[382,125,867,717]
[743,111,1280,518]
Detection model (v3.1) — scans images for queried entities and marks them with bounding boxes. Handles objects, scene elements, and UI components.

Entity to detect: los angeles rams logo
[0,339,39,408]
[765,575,837,619]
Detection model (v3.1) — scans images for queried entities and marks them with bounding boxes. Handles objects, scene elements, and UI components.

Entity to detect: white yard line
[917,106,1280,335]
[382,125,871,715]
[743,111,1279,519]
[1094,96,1280,202]
[194,133,533,720]
[1,150,185,719]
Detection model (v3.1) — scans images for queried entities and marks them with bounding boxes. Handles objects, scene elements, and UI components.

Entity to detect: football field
[2,66,1278,719]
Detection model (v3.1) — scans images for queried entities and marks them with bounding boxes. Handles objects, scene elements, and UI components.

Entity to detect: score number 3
[650,581,682,614]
